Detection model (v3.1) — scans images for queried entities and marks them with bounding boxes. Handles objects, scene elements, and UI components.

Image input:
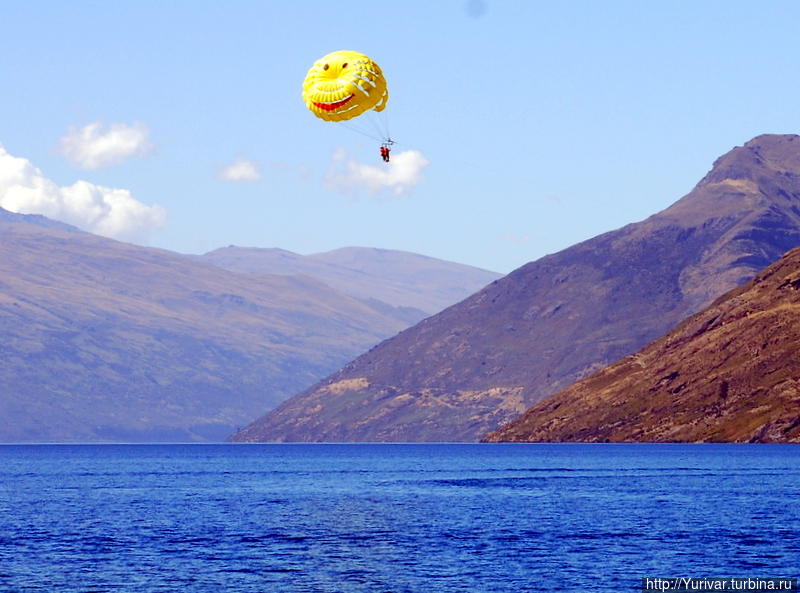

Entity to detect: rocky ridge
[485,247,800,443]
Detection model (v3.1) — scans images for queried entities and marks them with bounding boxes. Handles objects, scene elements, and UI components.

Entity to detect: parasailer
[302,50,394,163]
[379,139,395,162]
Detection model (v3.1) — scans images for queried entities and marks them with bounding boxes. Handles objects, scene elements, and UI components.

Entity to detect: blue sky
[1,1,799,274]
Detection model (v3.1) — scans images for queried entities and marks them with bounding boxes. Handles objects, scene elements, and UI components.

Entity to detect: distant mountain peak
[198,245,501,316]
[699,133,800,186]
[658,134,800,229]
[743,132,799,148]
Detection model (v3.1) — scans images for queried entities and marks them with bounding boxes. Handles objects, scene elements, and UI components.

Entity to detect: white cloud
[0,144,166,242]
[325,148,429,197]
[218,158,261,182]
[58,122,153,169]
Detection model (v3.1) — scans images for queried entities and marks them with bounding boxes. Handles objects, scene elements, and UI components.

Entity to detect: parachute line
[339,120,383,142]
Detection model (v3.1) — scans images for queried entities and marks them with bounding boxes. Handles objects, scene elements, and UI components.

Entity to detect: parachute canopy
[302,50,388,123]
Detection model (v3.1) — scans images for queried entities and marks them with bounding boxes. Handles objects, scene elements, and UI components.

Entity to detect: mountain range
[230,134,800,442]
[196,245,500,322]
[0,209,497,442]
[485,246,800,443]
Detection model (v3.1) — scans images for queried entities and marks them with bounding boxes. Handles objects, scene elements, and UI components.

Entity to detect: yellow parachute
[302,50,389,123]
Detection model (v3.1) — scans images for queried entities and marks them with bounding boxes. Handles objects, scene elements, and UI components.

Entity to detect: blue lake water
[0,443,798,592]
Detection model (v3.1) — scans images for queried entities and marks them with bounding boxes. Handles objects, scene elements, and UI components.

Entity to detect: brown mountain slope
[485,247,800,443]
[0,213,412,442]
[231,134,800,443]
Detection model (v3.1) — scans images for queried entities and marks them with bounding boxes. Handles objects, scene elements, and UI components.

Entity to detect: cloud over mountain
[0,144,166,242]
[58,121,153,169]
[325,148,429,197]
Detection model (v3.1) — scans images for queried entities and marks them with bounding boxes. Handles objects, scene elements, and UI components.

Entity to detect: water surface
[0,444,797,592]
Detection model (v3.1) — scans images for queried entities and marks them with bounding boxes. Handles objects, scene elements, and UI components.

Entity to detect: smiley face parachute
[302,50,388,122]
[302,50,394,153]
